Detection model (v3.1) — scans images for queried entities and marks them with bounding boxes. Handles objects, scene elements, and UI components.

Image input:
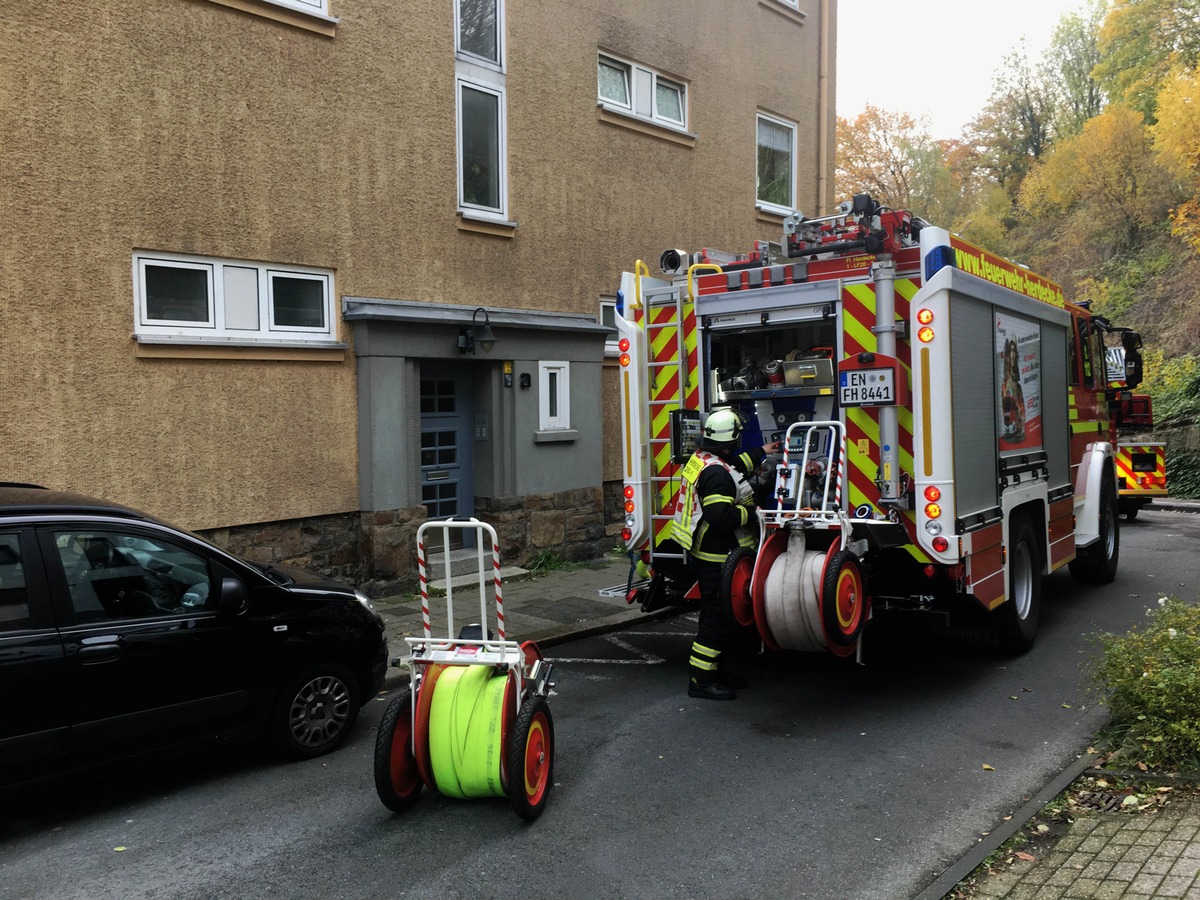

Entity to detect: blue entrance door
[419,365,474,550]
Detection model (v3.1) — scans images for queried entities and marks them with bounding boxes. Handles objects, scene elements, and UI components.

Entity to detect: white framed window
[597,54,687,131]
[456,0,508,222]
[457,79,508,217]
[538,361,570,430]
[756,112,796,215]
[456,0,503,69]
[133,252,336,345]
[776,0,800,7]
[599,297,620,356]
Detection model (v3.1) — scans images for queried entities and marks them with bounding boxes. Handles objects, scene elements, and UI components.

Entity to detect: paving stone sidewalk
[969,800,1200,899]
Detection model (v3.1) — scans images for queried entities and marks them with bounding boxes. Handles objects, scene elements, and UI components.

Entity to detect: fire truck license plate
[839,369,895,406]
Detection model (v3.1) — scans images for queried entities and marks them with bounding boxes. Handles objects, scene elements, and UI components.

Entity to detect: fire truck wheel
[820,549,867,647]
[507,695,554,821]
[722,547,757,628]
[1125,506,1139,522]
[998,516,1041,654]
[373,688,424,812]
[1070,477,1120,585]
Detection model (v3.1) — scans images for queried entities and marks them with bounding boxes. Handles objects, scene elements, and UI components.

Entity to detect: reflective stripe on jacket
[669,449,756,563]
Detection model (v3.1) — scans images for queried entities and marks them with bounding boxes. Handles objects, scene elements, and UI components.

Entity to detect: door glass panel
[421,483,459,519]
[421,379,458,415]
[0,533,31,631]
[53,530,213,621]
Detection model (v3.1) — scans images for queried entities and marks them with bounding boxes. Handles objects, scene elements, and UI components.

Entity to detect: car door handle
[79,643,122,665]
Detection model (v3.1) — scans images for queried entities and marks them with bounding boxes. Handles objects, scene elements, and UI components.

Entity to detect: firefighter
[670,408,780,700]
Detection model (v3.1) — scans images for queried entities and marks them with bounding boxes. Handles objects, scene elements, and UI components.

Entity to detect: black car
[0,483,388,787]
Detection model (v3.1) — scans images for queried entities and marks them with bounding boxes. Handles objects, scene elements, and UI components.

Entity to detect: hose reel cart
[373,519,555,821]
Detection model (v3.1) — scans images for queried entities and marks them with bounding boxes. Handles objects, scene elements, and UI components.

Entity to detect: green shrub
[1166,448,1200,500]
[1092,596,1200,771]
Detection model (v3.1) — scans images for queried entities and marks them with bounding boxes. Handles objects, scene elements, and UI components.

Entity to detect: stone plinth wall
[201,512,364,584]
[203,487,612,598]
[476,486,610,567]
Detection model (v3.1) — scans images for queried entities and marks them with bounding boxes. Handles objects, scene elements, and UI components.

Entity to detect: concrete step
[422,546,508,580]
[428,565,530,593]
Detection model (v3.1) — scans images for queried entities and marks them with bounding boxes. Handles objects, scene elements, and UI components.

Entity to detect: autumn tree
[1018,105,1180,281]
[1045,0,1107,137]
[1093,0,1200,121]
[1153,67,1200,252]
[966,42,1056,198]
[835,105,932,209]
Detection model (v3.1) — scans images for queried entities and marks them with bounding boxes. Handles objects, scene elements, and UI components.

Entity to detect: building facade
[0,0,836,593]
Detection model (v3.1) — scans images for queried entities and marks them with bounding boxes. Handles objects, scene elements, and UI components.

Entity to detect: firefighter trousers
[688,558,734,683]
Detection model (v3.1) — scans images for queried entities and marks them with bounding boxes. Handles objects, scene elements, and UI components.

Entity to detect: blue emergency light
[924,244,956,281]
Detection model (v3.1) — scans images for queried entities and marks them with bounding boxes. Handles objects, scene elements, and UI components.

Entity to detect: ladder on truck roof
[644,280,698,561]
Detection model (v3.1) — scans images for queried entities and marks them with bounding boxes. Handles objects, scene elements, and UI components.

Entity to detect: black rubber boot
[689,676,737,701]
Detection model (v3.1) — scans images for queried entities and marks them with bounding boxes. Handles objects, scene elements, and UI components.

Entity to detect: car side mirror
[219,577,248,615]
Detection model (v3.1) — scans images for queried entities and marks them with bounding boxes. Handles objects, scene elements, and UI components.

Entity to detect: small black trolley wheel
[506,695,554,821]
[373,688,424,812]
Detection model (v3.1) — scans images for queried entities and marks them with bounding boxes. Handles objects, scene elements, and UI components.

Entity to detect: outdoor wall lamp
[458,307,498,355]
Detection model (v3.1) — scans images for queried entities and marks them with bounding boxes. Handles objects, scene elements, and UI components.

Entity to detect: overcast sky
[836,0,1092,140]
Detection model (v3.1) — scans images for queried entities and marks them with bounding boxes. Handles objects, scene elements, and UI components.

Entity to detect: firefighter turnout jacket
[670,446,767,563]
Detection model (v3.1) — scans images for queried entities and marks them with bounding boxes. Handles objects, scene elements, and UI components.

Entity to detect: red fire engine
[613,194,1145,654]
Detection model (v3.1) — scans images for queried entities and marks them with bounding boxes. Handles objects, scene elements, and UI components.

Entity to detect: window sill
[456,214,517,238]
[758,0,806,25]
[203,0,338,35]
[756,204,794,225]
[598,106,696,148]
[534,429,578,444]
[134,337,347,362]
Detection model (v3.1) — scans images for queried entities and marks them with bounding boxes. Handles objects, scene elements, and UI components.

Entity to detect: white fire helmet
[702,408,743,445]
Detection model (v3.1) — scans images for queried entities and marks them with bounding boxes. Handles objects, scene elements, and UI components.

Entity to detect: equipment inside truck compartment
[705,322,838,447]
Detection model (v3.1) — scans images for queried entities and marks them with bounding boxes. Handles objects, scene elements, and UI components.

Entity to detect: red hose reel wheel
[722,547,757,628]
[413,663,448,791]
[498,670,518,792]
[820,546,868,655]
[750,531,788,650]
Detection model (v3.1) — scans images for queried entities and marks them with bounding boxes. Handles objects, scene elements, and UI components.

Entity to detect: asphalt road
[1,509,1197,899]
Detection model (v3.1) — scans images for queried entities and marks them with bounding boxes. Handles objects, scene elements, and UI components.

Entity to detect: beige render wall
[1,0,449,530]
[505,0,836,304]
[517,0,837,485]
[0,0,834,531]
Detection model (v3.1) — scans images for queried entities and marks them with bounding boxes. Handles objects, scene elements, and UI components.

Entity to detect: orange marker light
[917,326,935,343]
[925,502,942,519]
[620,353,631,367]
[624,500,635,514]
